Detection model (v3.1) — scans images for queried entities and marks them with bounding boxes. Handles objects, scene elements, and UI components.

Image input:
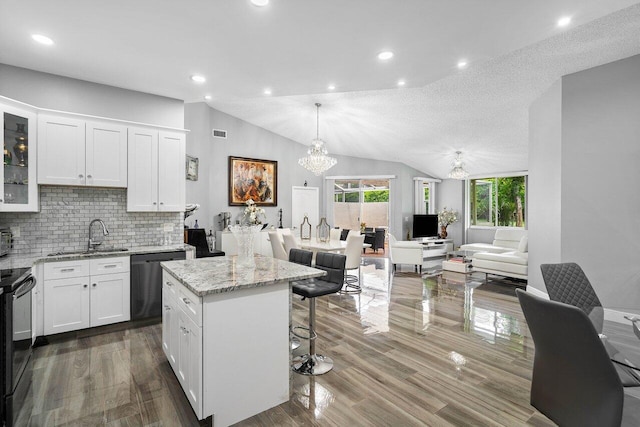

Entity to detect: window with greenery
[424,186,430,213]
[469,176,526,227]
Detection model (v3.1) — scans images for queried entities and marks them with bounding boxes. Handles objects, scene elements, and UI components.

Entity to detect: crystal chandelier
[448,151,469,180]
[298,103,337,176]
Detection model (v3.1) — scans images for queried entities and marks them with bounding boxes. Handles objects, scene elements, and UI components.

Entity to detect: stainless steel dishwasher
[130,251,186,320]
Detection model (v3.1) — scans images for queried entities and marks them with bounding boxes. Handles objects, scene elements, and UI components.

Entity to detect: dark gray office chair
[540,262,604,333]
[516,289,640,427]
[291,252,346,375]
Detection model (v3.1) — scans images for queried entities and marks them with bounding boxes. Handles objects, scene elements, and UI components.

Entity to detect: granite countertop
[0,245,196,270]
[161,254,326,297]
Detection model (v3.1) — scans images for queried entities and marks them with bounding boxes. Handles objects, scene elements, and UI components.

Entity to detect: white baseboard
[525,286,549,299]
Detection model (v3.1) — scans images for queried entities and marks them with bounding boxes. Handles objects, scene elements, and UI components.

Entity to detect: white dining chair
[343,234,365,293]
[283,233,299,256]
[268,231,288,260]
[329,228,342,242]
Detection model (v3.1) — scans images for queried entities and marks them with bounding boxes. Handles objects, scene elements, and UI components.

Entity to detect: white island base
[161,256,324,426]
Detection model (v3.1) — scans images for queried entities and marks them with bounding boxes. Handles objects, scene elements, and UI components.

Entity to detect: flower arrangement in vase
[437,207,458,239]
[242,199,265,225]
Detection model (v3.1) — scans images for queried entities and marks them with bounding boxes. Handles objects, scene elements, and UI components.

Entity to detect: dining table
[296,238,371,254]
[601,311,640,379]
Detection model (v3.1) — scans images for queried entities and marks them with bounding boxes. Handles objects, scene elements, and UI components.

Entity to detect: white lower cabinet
[162,273,203,419]
[44,257,130,335]
[43,276,91,335]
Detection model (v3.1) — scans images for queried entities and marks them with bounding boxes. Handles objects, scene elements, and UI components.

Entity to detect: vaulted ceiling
[1,0,640,177]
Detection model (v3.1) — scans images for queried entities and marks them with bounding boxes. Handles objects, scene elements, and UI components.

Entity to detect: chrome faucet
[88,219,109,251]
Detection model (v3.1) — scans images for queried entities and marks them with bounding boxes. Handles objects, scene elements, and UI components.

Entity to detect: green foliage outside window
[364,190,389,203]
[470,176,526,227]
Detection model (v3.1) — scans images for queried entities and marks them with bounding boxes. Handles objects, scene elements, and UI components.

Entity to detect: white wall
[184,102,429,237]
[528,54,640,309]
[527,80,563,293]
[560,54,640,310]
[436,179,465,248]
[0,63,184,128]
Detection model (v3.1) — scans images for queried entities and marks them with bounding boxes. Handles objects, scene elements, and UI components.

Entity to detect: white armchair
[389,234,423,273]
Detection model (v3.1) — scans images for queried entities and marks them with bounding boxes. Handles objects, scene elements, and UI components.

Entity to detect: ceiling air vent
[212,129,227,139]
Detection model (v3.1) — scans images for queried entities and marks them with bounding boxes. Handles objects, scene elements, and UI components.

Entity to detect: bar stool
[288,249,313,350]
[291,252,346,375]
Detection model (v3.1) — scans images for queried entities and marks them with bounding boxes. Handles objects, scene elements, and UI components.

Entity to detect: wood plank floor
[19,259,557,426]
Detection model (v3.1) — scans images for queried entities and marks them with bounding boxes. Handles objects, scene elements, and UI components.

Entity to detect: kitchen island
[160,255,324,427]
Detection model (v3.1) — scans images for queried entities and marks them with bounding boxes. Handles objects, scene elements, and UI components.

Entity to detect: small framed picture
[186,155,199,181]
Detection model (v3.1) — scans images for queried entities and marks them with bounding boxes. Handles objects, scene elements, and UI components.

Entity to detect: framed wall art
[186,155,199,181]
[228,156,277,206]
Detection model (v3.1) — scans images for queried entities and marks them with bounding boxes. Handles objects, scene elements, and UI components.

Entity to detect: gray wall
[184,102,429,238]
[528,54,640,310]
[0,63,184,128]
[528,80,563,292]
[436,179,465,249]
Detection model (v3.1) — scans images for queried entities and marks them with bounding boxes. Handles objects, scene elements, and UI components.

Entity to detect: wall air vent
[212,129,227,139]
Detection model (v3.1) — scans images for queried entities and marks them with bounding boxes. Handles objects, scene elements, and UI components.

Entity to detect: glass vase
[229,225,262,268]
[316,217,330,243]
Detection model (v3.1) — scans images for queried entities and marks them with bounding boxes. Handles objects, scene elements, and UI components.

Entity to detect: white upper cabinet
[38,114,86,186]
[158,131,185,212]
[1,101,38,212]
[128,127,184,212]
[38,115,128,188]
[85,122,127,187]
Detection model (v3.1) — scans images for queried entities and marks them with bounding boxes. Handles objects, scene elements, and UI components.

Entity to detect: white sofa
[460,229,526,254]
[462,230,529,280]
[389,234,423,273]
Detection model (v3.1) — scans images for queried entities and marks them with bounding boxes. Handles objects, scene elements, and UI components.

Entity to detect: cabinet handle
[104,264,117,269]
[78,174,84,178]
[164,305,171,310]
[61,268,75,273]
[165,281,172,287]
[83,284,88,288]
[92,283,97,287]
[160,202,164,205]
[181,297,191,305]
[153,202,157,205]
[87,174,92,179]
[184,330,190,335]
[0,199,3,202]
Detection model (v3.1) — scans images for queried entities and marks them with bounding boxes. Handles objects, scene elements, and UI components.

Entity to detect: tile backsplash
[0,186,183,255]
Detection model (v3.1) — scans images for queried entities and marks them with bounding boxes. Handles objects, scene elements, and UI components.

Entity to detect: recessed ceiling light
[264,88,272,95]
[377,51,394,60]
[457,60,468,69]
[328,85,336,91]
[251,0,269,6]
[397,80,406,86]
[557,16,572,27]
[31,34,54,45]
[204,95,212,101]
[191,75,206,83]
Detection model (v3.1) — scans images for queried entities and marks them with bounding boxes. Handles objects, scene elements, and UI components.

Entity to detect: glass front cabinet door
[1,100,38,212]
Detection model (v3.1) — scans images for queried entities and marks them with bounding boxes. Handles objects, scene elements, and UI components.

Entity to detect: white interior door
[291,186,319,237]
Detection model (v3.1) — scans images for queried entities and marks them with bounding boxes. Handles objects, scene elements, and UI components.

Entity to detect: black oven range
[1,268,35,427]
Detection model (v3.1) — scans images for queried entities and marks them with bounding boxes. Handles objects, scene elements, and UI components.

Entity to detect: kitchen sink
[47,247,129,257]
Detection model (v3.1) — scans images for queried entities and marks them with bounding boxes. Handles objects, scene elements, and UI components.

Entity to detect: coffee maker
[219,212,231,231]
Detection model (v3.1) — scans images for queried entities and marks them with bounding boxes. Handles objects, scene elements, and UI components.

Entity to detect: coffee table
[442,249,477,273]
